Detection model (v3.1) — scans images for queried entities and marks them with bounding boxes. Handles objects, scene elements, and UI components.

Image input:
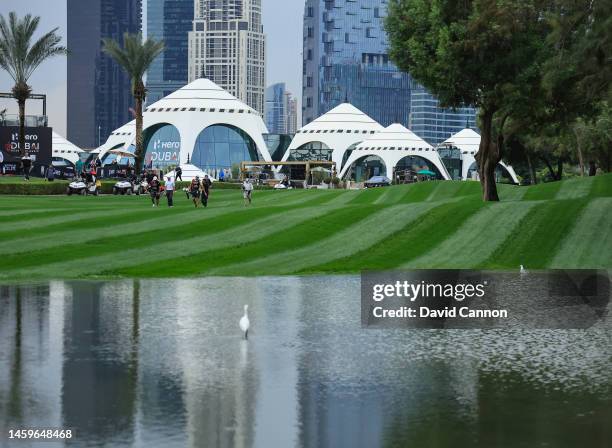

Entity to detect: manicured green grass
[0,174,610,279]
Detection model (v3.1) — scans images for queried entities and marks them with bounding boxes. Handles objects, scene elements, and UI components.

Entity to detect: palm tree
[103,33,164,174]
[0,12,67,156]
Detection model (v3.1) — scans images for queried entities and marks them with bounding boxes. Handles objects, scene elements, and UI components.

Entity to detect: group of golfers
[146,170,255,209]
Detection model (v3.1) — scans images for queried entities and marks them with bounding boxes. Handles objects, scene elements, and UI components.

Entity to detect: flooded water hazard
[1,277,611,447]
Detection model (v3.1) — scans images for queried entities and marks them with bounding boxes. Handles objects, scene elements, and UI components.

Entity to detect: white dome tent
[52,132,84,165]
[439,128,519,184]
[340,124,451,181]
[96,79,272,180]
[280,103,384,173]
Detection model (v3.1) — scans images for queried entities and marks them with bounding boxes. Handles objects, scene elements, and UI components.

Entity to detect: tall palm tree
[0,12,67,156]
[103,33,164,174]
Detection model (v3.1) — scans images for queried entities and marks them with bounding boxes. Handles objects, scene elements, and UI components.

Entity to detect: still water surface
[0,277,611,448]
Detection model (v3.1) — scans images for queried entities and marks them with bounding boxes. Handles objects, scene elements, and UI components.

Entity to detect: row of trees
[0,12,162,175]
[386,0,611,200]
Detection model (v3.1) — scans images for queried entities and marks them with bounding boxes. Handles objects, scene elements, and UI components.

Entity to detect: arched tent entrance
[191,124,259,175]
[394,155,445,180]
[143,123,181,170]
[287,141,332,162]
[345,155,386,182]
[467,162,516,184]
[341,142,359,171]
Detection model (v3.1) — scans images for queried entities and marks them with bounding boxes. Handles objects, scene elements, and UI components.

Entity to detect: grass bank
[0,175,610,279]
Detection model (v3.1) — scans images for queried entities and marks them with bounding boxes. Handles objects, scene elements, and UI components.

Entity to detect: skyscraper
[286,93,298,135]
[264,83,298,135]
[146,0,194,104]
[188,0,266,114]
[409,83,477,146]
[302,0,411,127]
[67,0,142,149]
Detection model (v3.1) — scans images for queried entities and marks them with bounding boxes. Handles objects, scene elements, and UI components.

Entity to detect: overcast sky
[0,0,304,136]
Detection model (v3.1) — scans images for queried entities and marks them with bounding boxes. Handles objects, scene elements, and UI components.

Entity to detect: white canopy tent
[340,124,451,181]
[439,128,519,184]
[281,103,383,172]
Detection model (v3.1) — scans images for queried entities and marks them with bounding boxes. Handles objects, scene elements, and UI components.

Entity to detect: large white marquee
[439,128,519,184]
[340,124,452,180]
[280,103,383,171]
[96,79,272,178]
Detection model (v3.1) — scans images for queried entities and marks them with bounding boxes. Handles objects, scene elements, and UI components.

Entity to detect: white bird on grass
[520,265,528,274]
[239,305,250,339]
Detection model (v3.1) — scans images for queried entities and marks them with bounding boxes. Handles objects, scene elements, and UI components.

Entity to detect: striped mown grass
[0,174,610,279]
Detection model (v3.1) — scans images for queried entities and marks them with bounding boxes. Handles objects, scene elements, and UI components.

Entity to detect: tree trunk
[133,82,145,175]
[556,158,563,180]
[475,108,500,201]
[540,156,559,181]
[526,150,537,184]
[12,82,32,157]
[574,131,585,176]
[17,98,26,157]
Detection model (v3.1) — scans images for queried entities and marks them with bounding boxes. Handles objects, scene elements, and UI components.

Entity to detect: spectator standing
[202,174,212,207]
[21,154,32,181]
[46,165,55,182]
[218,169,225,182]
[175,165,183,182]
[242,178,253,206]
[165,176,175,208]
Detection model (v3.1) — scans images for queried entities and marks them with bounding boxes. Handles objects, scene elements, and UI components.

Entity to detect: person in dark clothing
[146,170,155,183]
[190,177,201,208]
[21,154,32,180]
[149,176,161,207]
[46,165,55,182]
[202,174,212,207]
[175,165,183,182]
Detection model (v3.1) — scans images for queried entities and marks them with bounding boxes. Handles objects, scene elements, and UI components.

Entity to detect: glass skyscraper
[264,83,297,135]
[146,0,194,104]
[67,0,142,149]
[302,0,477,146]
[302,0,411,127]
[410,83,477,146]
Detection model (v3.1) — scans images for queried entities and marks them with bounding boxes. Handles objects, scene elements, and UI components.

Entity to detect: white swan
[520,265,528,274]
[239,305,250,339]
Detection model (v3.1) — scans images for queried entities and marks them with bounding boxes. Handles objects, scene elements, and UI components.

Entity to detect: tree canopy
[386,0,611,197]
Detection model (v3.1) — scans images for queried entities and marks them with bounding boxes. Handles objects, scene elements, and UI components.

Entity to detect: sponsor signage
[0,126,52,166]
[145,138,180,168]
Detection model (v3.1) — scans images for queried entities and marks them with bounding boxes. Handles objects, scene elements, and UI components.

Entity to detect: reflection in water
[0,277,610,448]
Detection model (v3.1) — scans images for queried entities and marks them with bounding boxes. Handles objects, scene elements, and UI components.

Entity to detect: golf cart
[113,179,134,195]
[135,178,149,195]
[67,173,100,196]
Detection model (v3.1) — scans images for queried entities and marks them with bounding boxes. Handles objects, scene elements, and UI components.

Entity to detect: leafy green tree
[103,33,163,175]
[0,12,66,156]
[386,0,551,200]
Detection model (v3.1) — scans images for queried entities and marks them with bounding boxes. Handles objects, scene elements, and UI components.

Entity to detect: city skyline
[0,0,305,137]
[66,0,142,148]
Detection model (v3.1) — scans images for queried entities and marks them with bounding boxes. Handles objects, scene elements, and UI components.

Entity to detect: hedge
[0,179,271,195]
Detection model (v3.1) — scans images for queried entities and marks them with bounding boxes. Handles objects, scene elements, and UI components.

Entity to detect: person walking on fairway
[165,176,175,208]
[242,178,253,206]
[21,153,32,181]
[190,176,202,208]
[149,175,161,207]
[202,174,212,207]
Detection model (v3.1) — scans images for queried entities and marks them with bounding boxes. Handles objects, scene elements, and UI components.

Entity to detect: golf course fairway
[0,174,610,280]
